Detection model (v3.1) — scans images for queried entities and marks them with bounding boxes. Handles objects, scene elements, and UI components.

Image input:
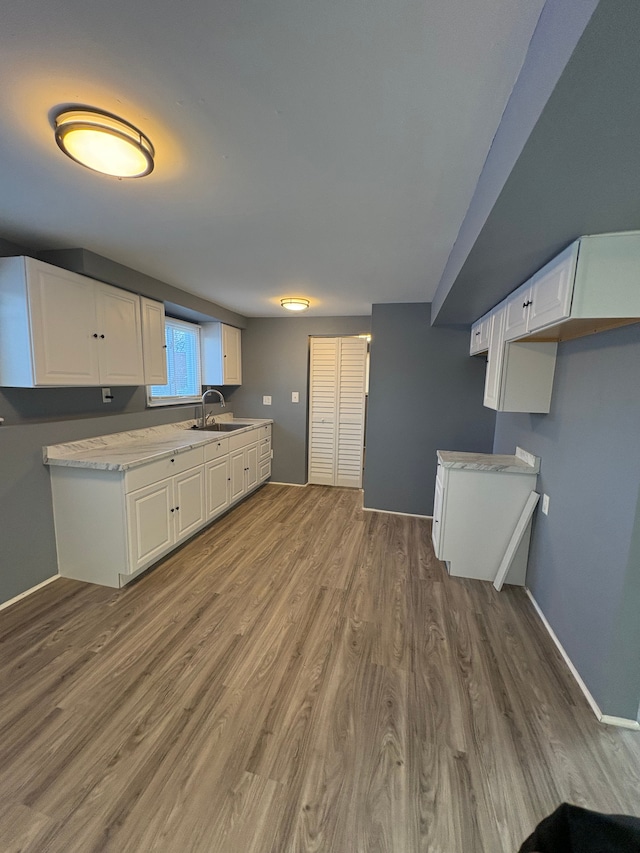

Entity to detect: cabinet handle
[475,331,480,336]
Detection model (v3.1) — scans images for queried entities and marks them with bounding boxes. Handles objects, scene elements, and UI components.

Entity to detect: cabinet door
[141,296,168,385]
[173,467,205,543]
[483,308,506,410]
[206,457,230,519]
[222,324,242,384]
[229,448,246,502]
[470,315,490,355]
[126,479,173,573]
[503,286,531,341]
[245,443,259,491]
[95,283,145,385]
[27,259,101,385]
[528,251,575,332]
[432,476,445,558]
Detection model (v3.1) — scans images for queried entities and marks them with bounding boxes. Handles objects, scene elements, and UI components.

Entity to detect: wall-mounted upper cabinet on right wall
[471,232,640,413]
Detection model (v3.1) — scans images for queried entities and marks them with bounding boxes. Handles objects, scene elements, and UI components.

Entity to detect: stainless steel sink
[191,422,248,432]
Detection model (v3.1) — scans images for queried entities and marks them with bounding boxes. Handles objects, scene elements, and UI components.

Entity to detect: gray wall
[431,0,598,321]
[363,303,495,515]
[433,0,640,325]
[230,316,371,484]
[493,323,640,720]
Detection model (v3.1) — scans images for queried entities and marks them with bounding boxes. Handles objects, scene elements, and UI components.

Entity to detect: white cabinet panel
[206,457,230,518]
[141,296,168,385]
[503,285,532,341]
[230,448,246,502]
[201,322,243,385]
[246,444,259,492]
[27,260,101,385]
[95,282,144,385]
[222,324,242,384]
[528,248,574,332]
[483,308,506,410]
[174,467,206,542]
[126,479,173,572]
[469,314,491,354]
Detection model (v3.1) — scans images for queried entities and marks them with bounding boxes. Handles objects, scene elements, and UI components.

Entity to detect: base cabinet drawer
[259,459,271,482]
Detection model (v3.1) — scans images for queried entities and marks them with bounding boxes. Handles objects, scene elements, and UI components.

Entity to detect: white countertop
[43,416,273,472]
[437,448,539,474]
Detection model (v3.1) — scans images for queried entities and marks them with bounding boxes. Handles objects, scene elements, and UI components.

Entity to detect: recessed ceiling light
[54,108,155,178]
[280,298,310,312]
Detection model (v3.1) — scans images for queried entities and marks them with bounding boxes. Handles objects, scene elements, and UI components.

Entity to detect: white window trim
[146,316,202,407]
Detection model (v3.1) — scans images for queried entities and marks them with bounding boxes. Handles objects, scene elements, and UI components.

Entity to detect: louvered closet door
[308,338,339,485]
[308,336,367,487]
[336,337,367,487]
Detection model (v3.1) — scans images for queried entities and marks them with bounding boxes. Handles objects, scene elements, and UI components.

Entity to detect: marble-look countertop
[437,448,539,474]
[43,415,273,472]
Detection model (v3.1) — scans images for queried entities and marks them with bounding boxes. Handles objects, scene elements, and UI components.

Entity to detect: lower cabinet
[432,458,537,583]
[126,465,205,573]
[49,423,272,588]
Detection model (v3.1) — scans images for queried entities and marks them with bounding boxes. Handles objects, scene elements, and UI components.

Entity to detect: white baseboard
[362,505,432,520]
[525,588,640,731]
[268,481,308,487]
[0,575,59,613]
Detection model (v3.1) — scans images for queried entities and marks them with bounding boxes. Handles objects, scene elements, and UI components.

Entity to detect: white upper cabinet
[0,256,145,387]
[201,322,243,385]
[140,296,168,385]
[469,313,491,354]
[503,245,576,341]
[94,282,145,386]
[472,232,640,413]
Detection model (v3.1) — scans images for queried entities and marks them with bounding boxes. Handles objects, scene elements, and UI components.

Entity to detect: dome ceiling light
[280,298,310,312]
[54,108,155,178]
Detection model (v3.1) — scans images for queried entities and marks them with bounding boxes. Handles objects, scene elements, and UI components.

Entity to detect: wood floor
[1,484,639,852]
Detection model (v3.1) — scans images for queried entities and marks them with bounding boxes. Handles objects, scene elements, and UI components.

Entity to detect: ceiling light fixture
[280,298,310,312]
[53,108,155,178]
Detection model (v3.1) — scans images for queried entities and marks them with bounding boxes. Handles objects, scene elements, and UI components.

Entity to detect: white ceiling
[0,0,545,317]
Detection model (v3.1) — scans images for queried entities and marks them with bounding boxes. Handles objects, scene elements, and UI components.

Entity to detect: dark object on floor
[519,803,640,852]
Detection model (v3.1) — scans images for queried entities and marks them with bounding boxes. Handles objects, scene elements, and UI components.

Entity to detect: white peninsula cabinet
[0,256,148,386]
[432,449,539,584]
[45,420,272,588]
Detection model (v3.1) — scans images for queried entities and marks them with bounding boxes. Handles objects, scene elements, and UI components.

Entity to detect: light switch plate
[542,494,550,515]
[263,395,272,405]
[291,391,299,403]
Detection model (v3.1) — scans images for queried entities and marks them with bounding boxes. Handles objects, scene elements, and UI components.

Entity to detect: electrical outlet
[542,494,550,515]
[291,391,299,403]
[102,388,113,404]
[263,395,272,405]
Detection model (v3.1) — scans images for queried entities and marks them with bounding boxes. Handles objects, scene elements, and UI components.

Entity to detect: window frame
[146,315,203,407]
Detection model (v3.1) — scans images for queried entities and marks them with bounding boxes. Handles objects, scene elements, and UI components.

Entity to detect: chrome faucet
[200,388,226,428]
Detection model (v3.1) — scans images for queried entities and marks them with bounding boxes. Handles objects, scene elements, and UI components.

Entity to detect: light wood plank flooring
[1,484,639,852]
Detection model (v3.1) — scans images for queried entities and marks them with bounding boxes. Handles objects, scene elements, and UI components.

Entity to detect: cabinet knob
[93,333,98,338]
[175,506,179,511]
[100,334,105,339]
[170,458,175,462]
[170,508,175,513]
